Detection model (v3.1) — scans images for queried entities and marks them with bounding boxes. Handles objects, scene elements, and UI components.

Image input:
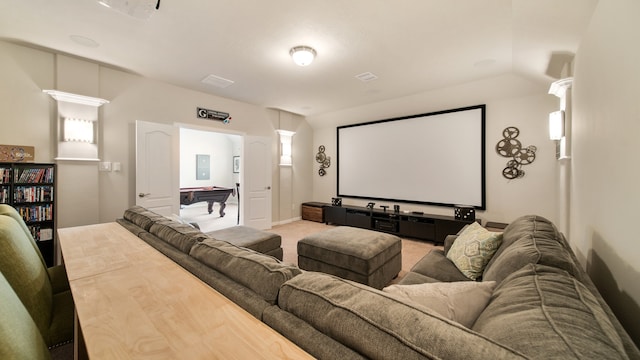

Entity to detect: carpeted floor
[181,204,441,285]
[269,220,440,284]
[180,202,239,232]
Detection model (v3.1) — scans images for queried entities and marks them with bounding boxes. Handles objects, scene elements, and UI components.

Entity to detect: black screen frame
[336,104,486,210]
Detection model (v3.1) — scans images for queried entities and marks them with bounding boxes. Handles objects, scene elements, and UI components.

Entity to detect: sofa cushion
[206,226,282,255]
[446,222,503,280]
[262,305,368,360]
[395,271,442,285]
[406,249,471,282]
[278,272,526,360]
[482,232,580,284]
[116,217,148,237]
[149,220,208,253]
[190,238,301,304]
[472,264,628,359]
[487,215,563,267]
[382,280,496,328]
[123,206,167,231]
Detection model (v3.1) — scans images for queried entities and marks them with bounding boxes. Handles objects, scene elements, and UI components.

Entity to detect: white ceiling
[0,0,598,117]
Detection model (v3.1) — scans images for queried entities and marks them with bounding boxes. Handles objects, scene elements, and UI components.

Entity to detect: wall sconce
[276,130,295,166]
[44,89,107,161]
[549,110,565,140]
[549,78,572,160]
[64,118,94,143]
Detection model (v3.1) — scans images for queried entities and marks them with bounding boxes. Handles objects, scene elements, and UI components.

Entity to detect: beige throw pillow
[383,281,497,328]
[446,222,503,280]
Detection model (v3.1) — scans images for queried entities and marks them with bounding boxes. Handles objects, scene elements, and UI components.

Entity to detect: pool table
[179,186,235,216]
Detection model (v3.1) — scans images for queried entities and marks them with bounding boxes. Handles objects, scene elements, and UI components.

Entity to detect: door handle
[138,193,151,198]
[266,186,271,190]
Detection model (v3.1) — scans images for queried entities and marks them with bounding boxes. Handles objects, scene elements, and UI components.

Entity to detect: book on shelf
[0,187,9,203]
[13,186,53,203]
[17,204,53,222]
[0,167,11,184]
[39,228,53,241]
[14,168,54,184]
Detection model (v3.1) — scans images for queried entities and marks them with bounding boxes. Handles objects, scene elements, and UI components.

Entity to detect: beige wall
[270,110,314,224]
[571,0,640,345]
[0,41,315,230]
[308,73,559,226]
[0,42,55,162]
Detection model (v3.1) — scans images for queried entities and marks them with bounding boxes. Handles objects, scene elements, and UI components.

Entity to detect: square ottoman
[206,226,283,260]
[297,226,402,289]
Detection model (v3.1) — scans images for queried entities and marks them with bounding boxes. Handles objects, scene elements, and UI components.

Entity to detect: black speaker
[454,205,475,221]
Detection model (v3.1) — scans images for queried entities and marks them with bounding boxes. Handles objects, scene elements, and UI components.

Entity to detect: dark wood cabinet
[324,205,346,225]
[346,209,372,228]
[399,216,435,239]
[325,204,471,244]
[301,202,328,223]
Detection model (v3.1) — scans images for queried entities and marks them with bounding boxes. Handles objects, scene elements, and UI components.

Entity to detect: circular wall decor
[315,145,331,176]
[496,127,537,180]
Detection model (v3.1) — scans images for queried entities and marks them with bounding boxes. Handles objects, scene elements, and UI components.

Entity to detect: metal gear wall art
[495,126,537,180]
[315,145,331,176]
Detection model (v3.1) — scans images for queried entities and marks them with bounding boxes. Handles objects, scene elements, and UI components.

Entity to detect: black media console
[324,205,474,244]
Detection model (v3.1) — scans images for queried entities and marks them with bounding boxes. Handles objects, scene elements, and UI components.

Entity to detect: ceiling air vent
[201,74,235,89]
[355,72,378,82]
[97,0,159,20]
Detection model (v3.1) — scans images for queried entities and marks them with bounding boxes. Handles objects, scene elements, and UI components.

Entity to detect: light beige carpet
[185,211,441,284]
[270,220,441,284]
[180,202,239,232]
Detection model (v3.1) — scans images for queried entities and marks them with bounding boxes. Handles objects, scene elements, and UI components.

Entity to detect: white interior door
[135,120,179,216]
[242,136,272,229]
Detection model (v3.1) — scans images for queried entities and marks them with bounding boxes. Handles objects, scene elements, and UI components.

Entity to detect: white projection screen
[337,105,486,209]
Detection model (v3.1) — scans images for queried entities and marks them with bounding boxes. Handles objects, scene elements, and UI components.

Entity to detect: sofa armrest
[408,249,469,282]
[278,272,527,359]
[443,234,458,255]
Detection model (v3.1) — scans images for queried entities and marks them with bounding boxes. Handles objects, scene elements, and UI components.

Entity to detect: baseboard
[272,216,301,227]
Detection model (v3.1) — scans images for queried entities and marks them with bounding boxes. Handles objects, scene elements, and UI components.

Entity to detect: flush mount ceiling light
[290,46,316,67]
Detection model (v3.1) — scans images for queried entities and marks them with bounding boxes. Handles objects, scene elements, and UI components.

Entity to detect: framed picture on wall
[196,154,210,180]
[233,156,240,173]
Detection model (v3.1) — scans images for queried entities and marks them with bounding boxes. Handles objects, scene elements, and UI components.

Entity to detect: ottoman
[206,226,283,260]
[297,226,402,289]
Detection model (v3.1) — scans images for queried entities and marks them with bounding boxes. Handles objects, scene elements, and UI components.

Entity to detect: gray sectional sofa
[117,206,639,359]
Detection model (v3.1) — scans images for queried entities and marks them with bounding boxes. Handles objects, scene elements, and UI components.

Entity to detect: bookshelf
[0,162,56,266]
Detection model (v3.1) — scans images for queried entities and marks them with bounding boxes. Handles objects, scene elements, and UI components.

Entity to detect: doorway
[178,127,241,232]
[135,121,273,231]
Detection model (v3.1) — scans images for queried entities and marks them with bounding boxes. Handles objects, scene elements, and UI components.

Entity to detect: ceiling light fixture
[290,46,316,67]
